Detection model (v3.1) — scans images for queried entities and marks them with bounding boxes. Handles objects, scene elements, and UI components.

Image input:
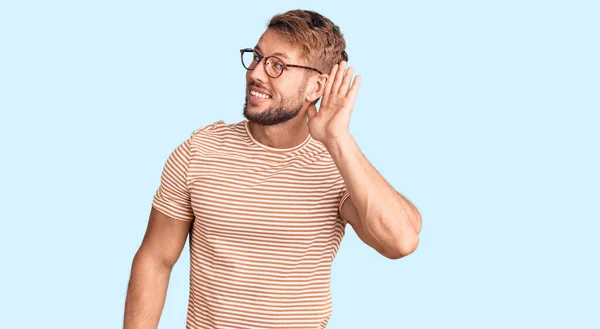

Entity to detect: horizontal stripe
[153,120,348,329]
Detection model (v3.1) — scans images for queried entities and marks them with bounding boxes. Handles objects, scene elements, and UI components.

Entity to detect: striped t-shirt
[152,119,351,329]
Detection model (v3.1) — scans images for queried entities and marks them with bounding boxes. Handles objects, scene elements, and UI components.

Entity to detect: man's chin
[246,102,264,109]
[245,96,266,111]
[243,104,265,123]
[244,104,267,118]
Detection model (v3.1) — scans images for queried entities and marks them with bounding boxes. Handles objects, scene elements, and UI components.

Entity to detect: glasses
[240,48,323,79]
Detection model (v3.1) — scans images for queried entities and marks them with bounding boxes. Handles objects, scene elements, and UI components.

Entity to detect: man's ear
[305,73,329,103]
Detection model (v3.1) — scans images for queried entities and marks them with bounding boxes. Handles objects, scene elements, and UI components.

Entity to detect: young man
[124,9,422,329]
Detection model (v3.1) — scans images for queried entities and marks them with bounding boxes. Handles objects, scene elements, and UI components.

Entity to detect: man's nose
[249,57,269,82]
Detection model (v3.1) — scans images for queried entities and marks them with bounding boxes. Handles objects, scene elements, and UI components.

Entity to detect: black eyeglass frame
[240,48,323,78]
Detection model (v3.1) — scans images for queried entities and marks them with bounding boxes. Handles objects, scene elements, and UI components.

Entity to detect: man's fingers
[323,64,338,98]
[339,66,354,96]
[347,75,361,103]
[331,61,347,95]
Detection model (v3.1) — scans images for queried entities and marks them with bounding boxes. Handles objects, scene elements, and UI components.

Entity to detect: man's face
[243,29,310,126]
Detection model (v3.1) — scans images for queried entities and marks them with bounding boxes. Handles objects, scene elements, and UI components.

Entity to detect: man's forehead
[255,30,299,61]
[254,45,292,61]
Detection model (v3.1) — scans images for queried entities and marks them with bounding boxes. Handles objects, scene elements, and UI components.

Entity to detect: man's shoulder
[184,119,247,152]
[190,119,243,137]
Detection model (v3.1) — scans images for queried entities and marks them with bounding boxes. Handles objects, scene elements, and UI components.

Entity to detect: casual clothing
[152,119,350,329]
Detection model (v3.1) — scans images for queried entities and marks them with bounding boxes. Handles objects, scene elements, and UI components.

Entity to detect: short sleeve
[337,185,351,224]
[152,136,195,222]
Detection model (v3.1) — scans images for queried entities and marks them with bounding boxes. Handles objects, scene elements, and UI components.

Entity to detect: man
[124,9,422,329]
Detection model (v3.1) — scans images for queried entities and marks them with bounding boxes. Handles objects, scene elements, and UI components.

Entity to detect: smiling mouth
[250,90,272,99]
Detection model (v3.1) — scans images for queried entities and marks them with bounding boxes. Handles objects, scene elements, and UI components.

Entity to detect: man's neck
[248,115,310,149]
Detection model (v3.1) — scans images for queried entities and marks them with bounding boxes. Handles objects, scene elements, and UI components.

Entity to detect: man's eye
[273,61,284,71]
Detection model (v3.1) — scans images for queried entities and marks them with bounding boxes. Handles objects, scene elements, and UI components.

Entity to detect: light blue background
[1,0,598,328]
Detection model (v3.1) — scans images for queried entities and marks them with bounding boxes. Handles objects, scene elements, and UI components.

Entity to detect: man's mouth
[249,90,272,99]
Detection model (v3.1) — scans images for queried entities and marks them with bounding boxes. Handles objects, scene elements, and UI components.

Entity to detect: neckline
[244,120,313,153]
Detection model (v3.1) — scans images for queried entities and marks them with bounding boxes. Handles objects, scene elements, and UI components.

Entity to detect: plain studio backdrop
[0,1,598,328]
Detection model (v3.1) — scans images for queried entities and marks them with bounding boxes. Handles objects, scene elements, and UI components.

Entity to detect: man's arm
[306,61,421,260]
[330,134,422,259]
[123,207,192,329]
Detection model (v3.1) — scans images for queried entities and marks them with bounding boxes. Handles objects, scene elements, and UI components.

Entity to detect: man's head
[243,10,348,126]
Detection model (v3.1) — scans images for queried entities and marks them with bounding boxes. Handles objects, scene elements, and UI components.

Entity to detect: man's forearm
[124,251,172,329]
[326,133,421,255]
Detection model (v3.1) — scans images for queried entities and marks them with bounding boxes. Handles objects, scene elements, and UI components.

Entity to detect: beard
[243,80,307,126]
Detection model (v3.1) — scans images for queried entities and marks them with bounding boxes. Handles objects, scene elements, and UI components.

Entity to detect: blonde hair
[268,9,348,75]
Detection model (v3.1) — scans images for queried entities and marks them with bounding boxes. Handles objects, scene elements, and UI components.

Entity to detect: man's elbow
[411,209,423,234]
[383,234,420,260]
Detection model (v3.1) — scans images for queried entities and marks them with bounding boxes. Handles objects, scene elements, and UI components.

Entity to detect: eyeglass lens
[241,51,285,78]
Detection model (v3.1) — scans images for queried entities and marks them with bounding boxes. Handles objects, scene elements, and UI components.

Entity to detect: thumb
[306,104,318,120]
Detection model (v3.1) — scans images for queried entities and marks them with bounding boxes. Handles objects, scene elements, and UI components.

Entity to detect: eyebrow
[254,45,290,60]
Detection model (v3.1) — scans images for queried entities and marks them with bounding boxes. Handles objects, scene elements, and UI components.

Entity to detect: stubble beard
[243,81,308,126]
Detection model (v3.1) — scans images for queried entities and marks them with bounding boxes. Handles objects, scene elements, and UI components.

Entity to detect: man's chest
[186,152,345,244]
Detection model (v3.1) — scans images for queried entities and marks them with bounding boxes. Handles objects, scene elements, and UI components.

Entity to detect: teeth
[250,90,271,99]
